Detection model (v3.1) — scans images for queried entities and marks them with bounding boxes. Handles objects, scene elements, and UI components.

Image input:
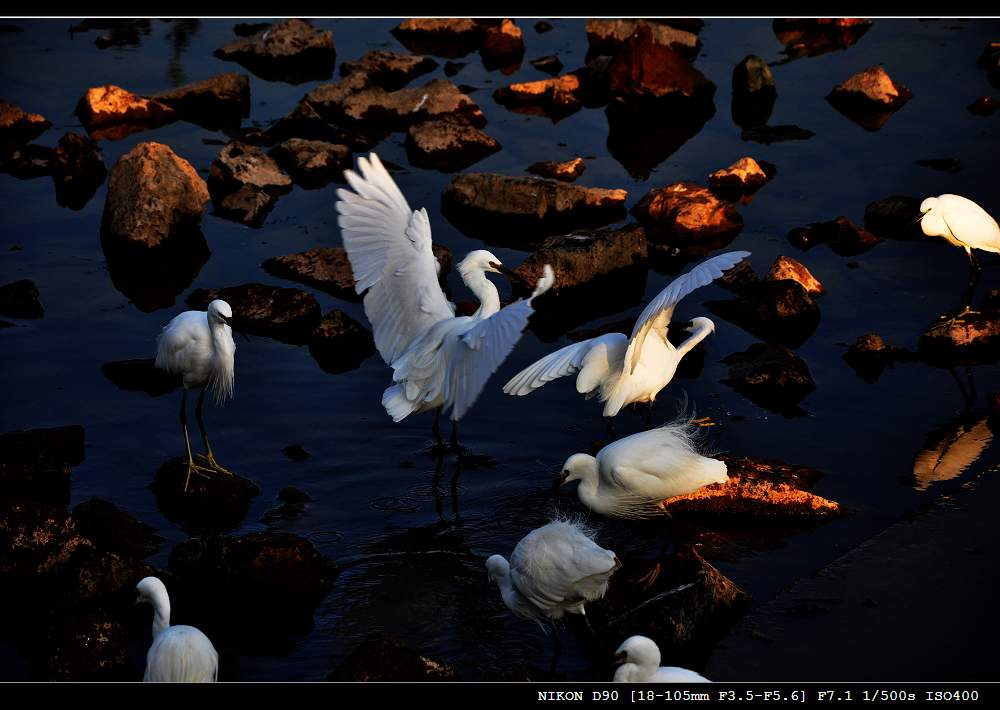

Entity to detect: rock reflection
[772,18,872,64]
[912,413,993,491]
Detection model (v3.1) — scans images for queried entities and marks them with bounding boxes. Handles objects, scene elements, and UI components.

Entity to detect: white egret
[154,299,236,492]
[918,194,1000,319]
[613,636,710,682]
[558,422,727,518]
[335,153,555,450]
[503,251,750,430]
[135,576,219,683]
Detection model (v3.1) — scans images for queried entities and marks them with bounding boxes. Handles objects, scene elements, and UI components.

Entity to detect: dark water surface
[2,18,999,680]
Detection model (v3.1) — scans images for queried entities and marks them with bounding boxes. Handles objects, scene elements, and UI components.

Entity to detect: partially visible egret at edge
[154,299,237,492]
[613,636,711,682]
[136,576,219,683]
[503,251,750,431]
[918,194,1000,320]
[335,153,555,451]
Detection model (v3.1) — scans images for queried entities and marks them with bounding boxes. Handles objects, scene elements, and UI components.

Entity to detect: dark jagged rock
[186,283,321,344]
[708,156,774,200]
[731,55,776,128]
[149,72,250,128]
[480,19,524,72]
[283,446,311,462]
[968,96,999,116]
[632,182,743,245]
[717,261,759,295]
[168,531,337,635]
[71,499,162,560]
[916,157,961,173]
[530,55,563,76]
[43,609,132,681]
[0,279,43,318]
[268,138,350,188]
[50,132,107,210]
[339,50,438,90]
[1,144,54,179]
[773,18,872,62]
[208,142,292,227]
[766,256,824,296]
[741,124,815,144]
[443,60,466,77]
[329,634,458,681]
[788,216,883,257]
[101,359,181,397]
[585,19,701,61]
[864,196,922,241]
[309,310,376,374]
[0,425,83,505]
[261,246,361,302]
[75,85,177,140]
[0,99,51,154]
[534,21,554,34]
[607,26,715,107]
[406,117,501,172]
[441,173,627,247]
[708,280,820,349]
[827,65,911,131]
[526,157,585,182]
[722,342,816,413]
[919,311,1000,366]
[258,100,378,151]
[391,18,488,58]
[843,333,917,383]
[214,19,336,84]
[151,457,260,535]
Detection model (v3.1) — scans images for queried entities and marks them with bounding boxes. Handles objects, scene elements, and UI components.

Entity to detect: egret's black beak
[222,315,251,343]
[912,211,928,226]
[543,471,568,506]
[490,261,530,287]
[613,650,627,665]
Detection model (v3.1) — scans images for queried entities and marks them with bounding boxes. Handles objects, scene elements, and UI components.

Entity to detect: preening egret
[613,636,710,682]
[335,153,555,450]
[918,194,1000,319]
[154,299,236,492]
[503,251,750,430]
[135,576,218,683]
[558,422,728,518]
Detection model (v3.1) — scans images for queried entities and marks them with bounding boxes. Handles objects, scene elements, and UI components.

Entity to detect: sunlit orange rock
[608,25,715,103]
[0,99,51,152]
[493,73,584,118]
[708,156,773,197]
[480,19,524,70]
[766,255,824,296]
[75,85,176,138]
[585,19,700,60]
[526,157,586,182]
[632,182,742,243]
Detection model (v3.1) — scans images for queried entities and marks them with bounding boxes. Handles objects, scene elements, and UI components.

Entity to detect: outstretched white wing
[623,251,750,374]
[335,153,453,365]
[443,266,555,420]
[502,332,625,396]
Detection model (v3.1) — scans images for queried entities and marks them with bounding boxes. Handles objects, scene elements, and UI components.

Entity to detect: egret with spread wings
[335,153,554,450]
[503,251,750,429]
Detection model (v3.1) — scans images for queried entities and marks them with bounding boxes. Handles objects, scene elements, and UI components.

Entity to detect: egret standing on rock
[613,635,710,682]
[335,153,555,451]
[919,194,1000,320]
[503,251,750,431]
[136,576,219,683]
[154,299,236,492]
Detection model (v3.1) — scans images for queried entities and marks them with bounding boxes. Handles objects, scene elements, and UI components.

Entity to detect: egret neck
[675,318,715,358]
[462,267,502,319]
[148,585,171,636]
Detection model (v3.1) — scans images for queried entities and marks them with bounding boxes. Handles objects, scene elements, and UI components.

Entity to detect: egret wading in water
[918,194,1000,321]
[335,153,555,452]
[558,421,728,519]
[503,251,750,432]
[135,576,219,683]
[154,299,237,492]
[613,636,710,682]
[487,519,620,671]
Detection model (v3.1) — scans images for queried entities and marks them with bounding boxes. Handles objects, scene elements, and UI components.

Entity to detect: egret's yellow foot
[945,307,979,328]
[636,562,662,590]
[196,452,235,476]
[183,460,216,494]
[690,416,717,427]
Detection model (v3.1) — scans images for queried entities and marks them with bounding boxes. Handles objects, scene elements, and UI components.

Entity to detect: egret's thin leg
[450,420,460,451]
[432,408,443,448]
[195,387,233,476]
[179,390,212,493]
[549,629,562,675]
[580,609,596,637]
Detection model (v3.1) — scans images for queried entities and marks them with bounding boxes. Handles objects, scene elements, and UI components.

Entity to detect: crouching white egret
[558,422,728,518]
[335,153,555,451]
[136,576,218,683]
[503,251,750,432]
[613,635,710,682]
[918,194,1000,320]
[154,299,237,492]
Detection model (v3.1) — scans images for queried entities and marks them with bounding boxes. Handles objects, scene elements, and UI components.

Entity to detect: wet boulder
[329,634,458,681]
[208,141,293,227]
[585,19,700,61]
[526,157,585,182]
[168,531,337,635]
[787,216,883,257]
[708,156,774,200]
[717,261,760,295]
[530,55,563,76]
[213,19,336,84]
[1,143,54,179]
[493,73,585,121]
[268,138,350,188]
[607,25,715,107]
[0,279,43,318]
[722,342,816,414]
[261,247,361,302]
[0,99,51,154]
[71,499,161,560]
[0,425,83,505]
[632,182,743,245]
[309,310,376,374]
[405,117,501,172]
[827,65,911,131]
[391,18,488,58]
[75,85,177,140]
[708,280,819,349]
[257,99,377,151]
[968,96,999,116]
[186,283,321,344]
[766,255,824,296]
[50,132,107,210]
[307,77,486,131]
[741,124,815,144]
[843,333,916,383]
[864,196,922,241]
[480,19,524,71]
[731,55,776,128]
[150,457,260,535]
[149,72,250,128]
[340,50,438,90]
[441,173,627,247]
[43,609,132,681]
[0,503,92,586]
[773,18,872,61]
[919,311,1000,366]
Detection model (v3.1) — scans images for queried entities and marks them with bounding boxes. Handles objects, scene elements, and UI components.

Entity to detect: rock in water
[526,157,586,182]
[731,55,776,128]
[150,457,260,535]
[214,19,336,84]
[71,499,162,560]
[405,117,501,172]
[765,256,824,296]
[75,85,177,140]
[0,279,43,318]
[827,65,912,131]
[50,132,107,210]
[208,142,292,227]
[150,72,250,128]
[864,196,922,240]
[919,312,1000,366]
[186,283,321,344]
[0,99,51,154]
[843,333,916,383]
[268,138,350,188]
[632,182,743,244]
[339,50,438,90]
[309,310,376,374]
[708,156,774,199]
[0,425,83,504]
[722,343,816,414]
[329,635,458,681]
